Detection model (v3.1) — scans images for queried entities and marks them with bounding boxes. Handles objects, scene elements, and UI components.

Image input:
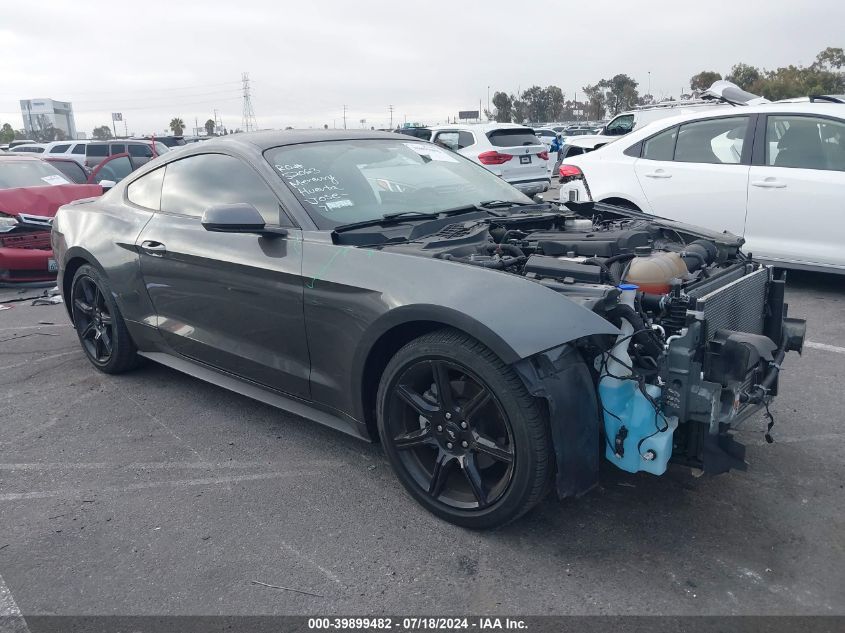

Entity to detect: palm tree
[169,117,185,135]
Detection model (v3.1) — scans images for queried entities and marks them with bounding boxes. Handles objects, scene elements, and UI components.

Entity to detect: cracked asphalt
[0,260,843,617]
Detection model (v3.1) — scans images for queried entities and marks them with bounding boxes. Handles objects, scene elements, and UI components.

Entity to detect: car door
[134,152,311,399]
[633,115,752,236]
[745,113,845,270]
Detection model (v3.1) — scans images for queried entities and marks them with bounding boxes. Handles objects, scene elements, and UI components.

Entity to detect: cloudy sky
[0,0,842,136]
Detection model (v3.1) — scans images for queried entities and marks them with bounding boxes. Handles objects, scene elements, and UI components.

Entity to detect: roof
[0,154,43,161]
[628,101,845,140]
[428,123,530,132]
[565,135,618,149]
[190,129,410,152]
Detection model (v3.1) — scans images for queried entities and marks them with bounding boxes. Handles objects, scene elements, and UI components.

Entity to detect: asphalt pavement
[0,214,843,617]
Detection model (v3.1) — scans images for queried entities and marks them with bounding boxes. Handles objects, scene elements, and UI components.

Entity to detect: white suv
[428,123,550,195]
[557,102,845,273]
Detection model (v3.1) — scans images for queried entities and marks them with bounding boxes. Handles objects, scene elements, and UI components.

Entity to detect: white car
[557,102,845,273]
[8,143,46,154]
[39,140,91,167]
[532,127,558,148]
[428,123,550,195]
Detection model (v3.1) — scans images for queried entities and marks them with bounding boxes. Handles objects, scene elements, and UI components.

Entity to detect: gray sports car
[52,130,805,528]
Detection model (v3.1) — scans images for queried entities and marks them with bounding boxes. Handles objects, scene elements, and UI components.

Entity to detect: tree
[169,117,185,135]
[690,71,722,92]
[545,86,565,121]
[725,63,761,91]
[92,125,113,140]
[204,119,215,136]
[581,83,606,120]
[0,123,14,144]
[489,91,513,123]
[602,74,639,115]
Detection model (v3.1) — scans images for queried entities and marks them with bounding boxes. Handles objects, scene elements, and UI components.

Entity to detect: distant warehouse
[20,98,77,139]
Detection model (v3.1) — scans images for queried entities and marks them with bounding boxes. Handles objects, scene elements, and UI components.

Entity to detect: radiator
[693,267,769,340]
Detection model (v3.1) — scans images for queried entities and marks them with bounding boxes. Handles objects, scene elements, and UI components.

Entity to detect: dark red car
[0,155,102,283]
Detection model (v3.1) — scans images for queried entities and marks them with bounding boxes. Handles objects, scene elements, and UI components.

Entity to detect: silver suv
[85,140,168,169]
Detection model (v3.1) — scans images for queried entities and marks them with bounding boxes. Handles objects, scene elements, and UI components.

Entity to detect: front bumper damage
[663,268,805,474]
[515,266,806,499]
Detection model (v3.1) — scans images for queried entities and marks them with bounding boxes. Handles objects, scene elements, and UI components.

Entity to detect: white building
[20,98,77,139]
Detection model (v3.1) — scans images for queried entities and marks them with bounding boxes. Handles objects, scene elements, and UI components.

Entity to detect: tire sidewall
[377,334,546,528]
[71,264,127,372]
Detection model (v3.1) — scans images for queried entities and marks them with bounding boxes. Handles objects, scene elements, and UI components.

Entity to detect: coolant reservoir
[624,247,688,294]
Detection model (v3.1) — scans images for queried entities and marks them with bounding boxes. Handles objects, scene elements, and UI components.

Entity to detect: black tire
[377,328,552,529]
[71,264,140,374]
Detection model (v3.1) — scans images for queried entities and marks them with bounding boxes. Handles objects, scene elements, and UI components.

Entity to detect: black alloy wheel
[71,264,140,374]
[73,274,114,365]
[378,329,552,529]
[387,358,515,510]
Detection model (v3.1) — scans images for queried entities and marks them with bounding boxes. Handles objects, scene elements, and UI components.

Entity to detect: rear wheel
[377,329,552,528]
[71,264,139,374]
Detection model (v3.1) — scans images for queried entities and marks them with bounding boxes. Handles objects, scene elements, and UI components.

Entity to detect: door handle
[751,179,787,189]
[141,240,167,256]
[644,171,672,179]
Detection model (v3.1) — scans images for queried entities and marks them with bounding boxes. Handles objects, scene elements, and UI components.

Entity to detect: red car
[0,155,102,283]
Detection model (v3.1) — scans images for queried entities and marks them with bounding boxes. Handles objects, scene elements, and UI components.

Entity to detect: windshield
[266,139,530,227]
[0,160,71,189]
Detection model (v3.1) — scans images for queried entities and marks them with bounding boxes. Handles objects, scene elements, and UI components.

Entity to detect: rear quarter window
[487,129,540,147]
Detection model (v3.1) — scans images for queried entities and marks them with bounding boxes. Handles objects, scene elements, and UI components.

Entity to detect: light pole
[487,85,490,117]
[648,71,651,100]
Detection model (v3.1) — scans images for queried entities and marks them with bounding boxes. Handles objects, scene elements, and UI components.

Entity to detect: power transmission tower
[241,72,257,132]
[342,105,348,130]
[389,104,394,129]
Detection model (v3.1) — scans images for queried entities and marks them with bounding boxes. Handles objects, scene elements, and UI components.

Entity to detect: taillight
[559,164,583,178]
[537,150,549,161]
[478,151,513,165]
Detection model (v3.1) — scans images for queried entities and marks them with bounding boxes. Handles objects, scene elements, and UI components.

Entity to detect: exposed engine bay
[375,201,807,477]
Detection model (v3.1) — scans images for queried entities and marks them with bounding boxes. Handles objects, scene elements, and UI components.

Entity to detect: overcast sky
[0,0,842,136]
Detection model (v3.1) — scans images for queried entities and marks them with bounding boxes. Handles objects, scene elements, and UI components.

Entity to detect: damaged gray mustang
[52,130,806,528]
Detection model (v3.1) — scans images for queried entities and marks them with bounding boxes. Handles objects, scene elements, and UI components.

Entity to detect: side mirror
[201,203,287,237]
[99,179,117,191]
[532,193,544,204]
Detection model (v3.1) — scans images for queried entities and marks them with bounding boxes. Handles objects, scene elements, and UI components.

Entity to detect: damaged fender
[513,344,601,499]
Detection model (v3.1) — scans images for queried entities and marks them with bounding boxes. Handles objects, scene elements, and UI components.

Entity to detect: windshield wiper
[381,210,439,221]
[476,200,534,209]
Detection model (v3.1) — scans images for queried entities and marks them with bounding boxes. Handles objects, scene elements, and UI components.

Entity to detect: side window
[51,144,70,153]
[457,131,475,149]
[128,144,154,158]
[605,114,634,136]
[93,156,134,183]
[71,144,86,155]
[434,132,460,151]
[674,116,748,164]
[127,168,165,210]
[47,160,87,184]
[110,144,126,155]
[642,126,678,161]
[766,115,845,171]
[160,153,283,224]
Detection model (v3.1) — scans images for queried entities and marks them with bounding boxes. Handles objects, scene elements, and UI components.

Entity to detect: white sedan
[557,103,845,273]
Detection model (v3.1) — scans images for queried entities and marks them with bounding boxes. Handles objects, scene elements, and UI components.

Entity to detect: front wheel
[377,329,552,529]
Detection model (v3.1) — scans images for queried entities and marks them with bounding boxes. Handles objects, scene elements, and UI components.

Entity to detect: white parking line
[0,470,318,502]
[805,341,845,355]
[0,572,29,632]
